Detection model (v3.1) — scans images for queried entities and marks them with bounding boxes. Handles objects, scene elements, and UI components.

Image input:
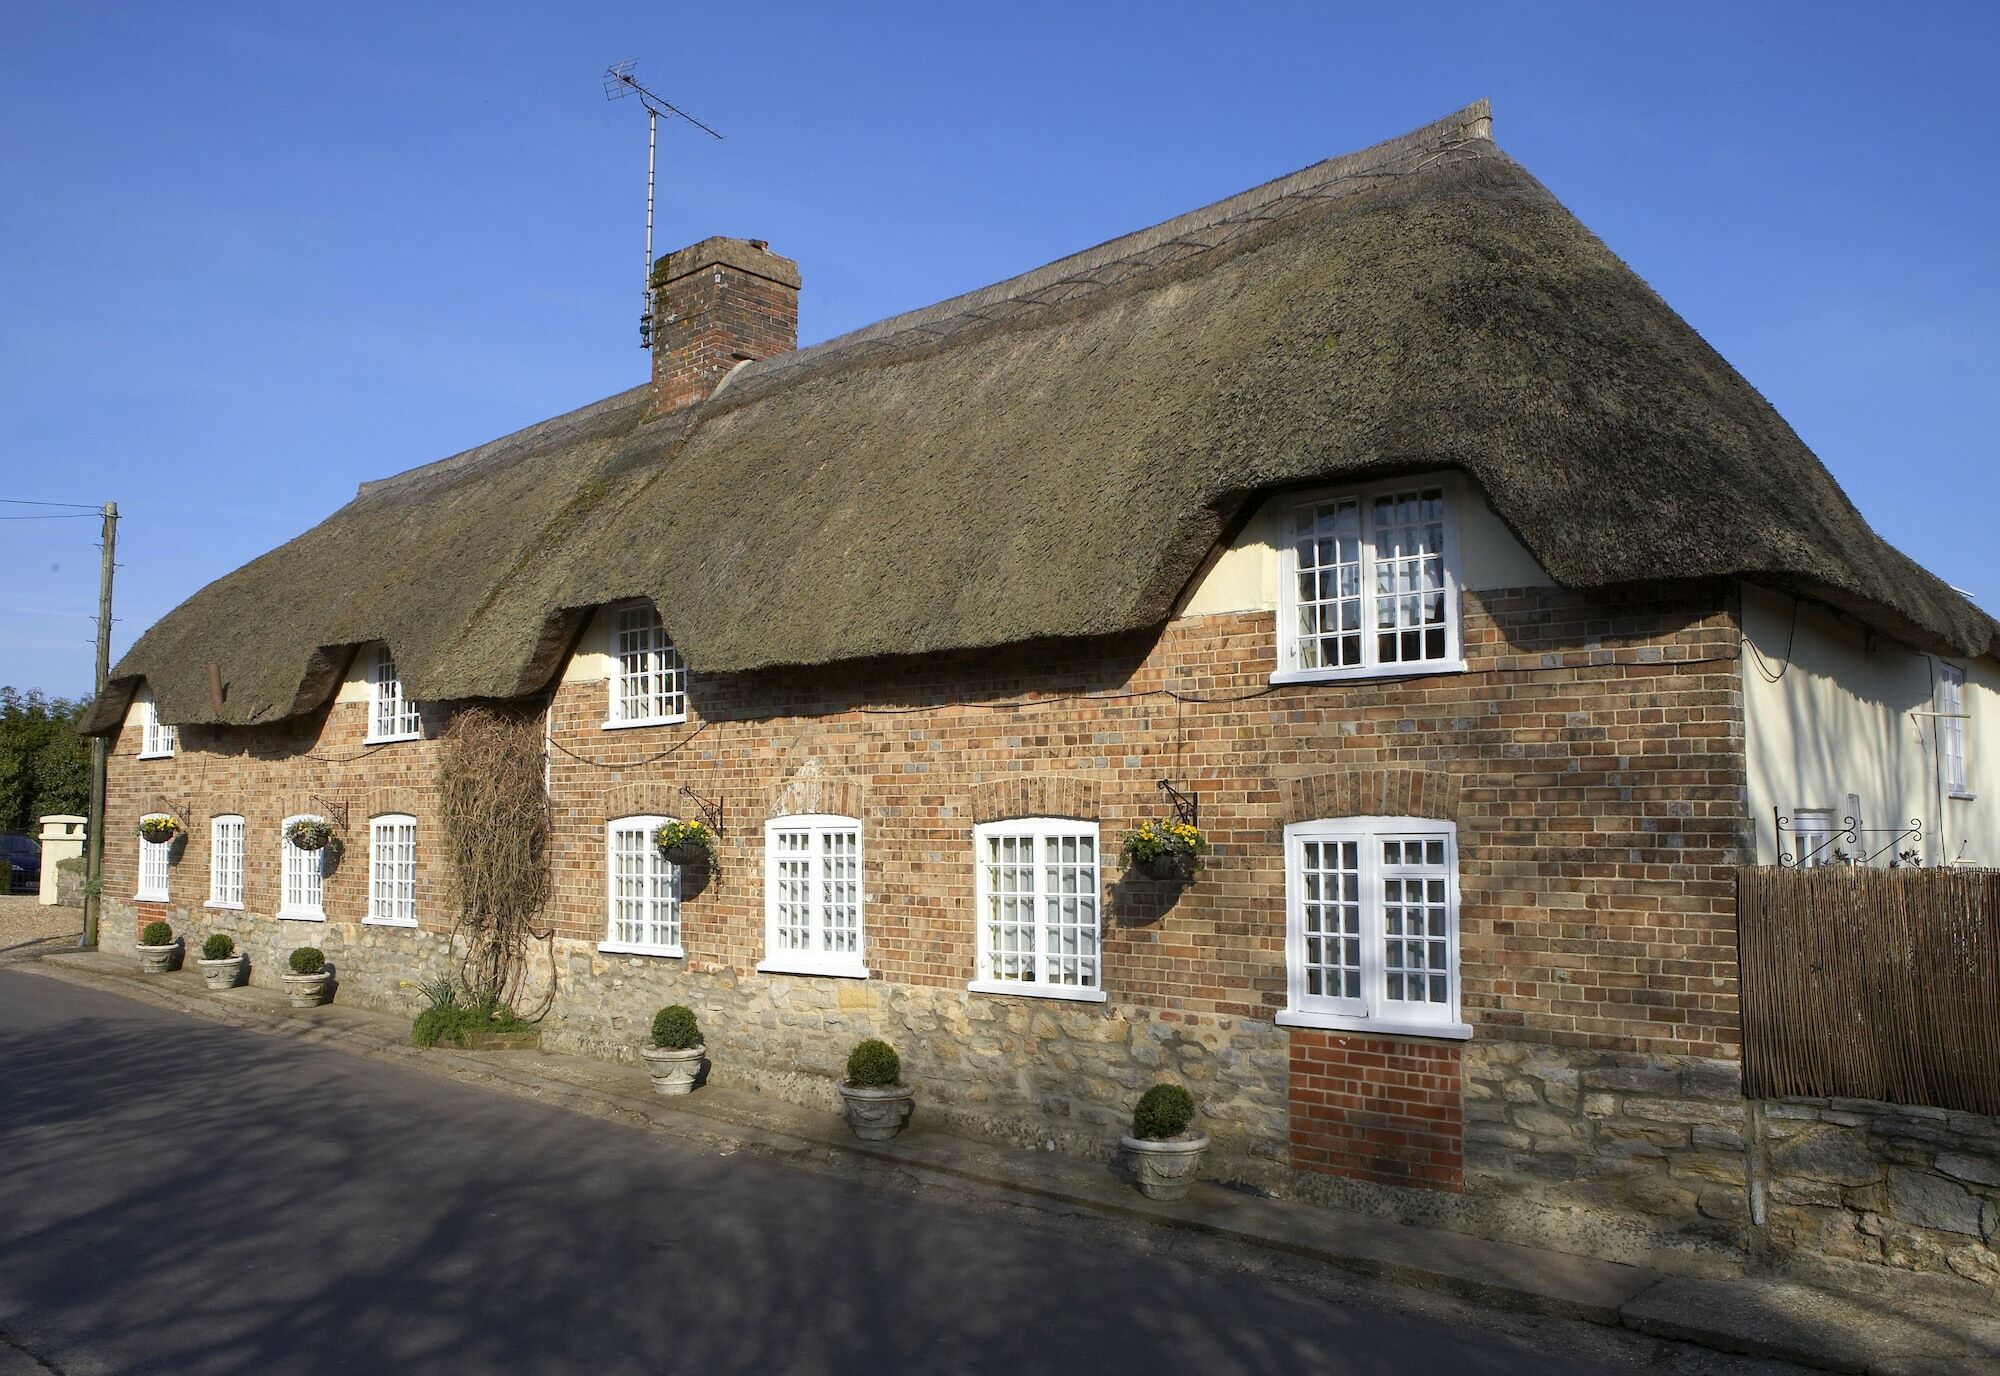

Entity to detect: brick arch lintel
[1280,768,1464,828]
[602,780,685,823]
[768,771,865,822]
[362,785,428,821]
[968,774,1101,825]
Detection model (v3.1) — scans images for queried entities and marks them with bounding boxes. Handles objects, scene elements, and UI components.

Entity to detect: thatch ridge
[85,101,1992,734]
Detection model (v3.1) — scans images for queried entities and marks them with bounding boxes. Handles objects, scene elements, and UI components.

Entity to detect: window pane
[1381,835,1451,1006]
[1298,838,1361,1001]
[821,828,859,954]
[773,828,812,951]
[1371,487,1449,665]
[1293,500,1363,669]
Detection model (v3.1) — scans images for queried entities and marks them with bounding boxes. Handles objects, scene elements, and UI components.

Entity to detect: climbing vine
[435,706,554,1015]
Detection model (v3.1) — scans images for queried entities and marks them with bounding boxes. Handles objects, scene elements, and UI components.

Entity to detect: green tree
[0,688,91,834]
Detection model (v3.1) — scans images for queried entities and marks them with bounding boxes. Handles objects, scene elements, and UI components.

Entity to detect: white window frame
[365,645,422,743]
[137,691,178,759]
[603,603,688,729]
[1791,808,1839,867]
[1939,663,1972,800]
[1276,817,1470,1040]
[207,814,244,910]
[600,815,683,957]
[278,813,327,921]
[366,814,419,927]
[136,814,172,901]
[758,814,867,979]
[969,818,1106,1004]
[1272,476,1465,685]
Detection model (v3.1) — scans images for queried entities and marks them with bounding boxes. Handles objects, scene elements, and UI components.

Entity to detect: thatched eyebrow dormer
[85,99,1995,734]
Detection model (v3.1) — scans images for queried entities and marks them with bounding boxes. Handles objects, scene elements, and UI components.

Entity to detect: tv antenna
[604,59,724,348]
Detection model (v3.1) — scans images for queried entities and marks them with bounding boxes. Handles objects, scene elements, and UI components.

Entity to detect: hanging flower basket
[1121,819,1208,883]
[653,818,716,866]
[286,818,337,852]
[137,815,183,846]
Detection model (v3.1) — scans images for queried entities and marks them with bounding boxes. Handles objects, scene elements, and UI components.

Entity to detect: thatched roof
[85,99,1995,734]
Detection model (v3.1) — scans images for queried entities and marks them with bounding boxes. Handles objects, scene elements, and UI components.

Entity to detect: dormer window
[605,604,688,728]
[1274,479,1464,683]
[137,691,177,759]
[366,645,422,742]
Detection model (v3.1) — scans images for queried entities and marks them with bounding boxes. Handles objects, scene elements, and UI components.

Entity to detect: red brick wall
[1289,1029,1465,1189]
[104,581,1747,1063]
[651,256,798,412]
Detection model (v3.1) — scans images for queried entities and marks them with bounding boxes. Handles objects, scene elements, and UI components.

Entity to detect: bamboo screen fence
[1738,866,2000,1114]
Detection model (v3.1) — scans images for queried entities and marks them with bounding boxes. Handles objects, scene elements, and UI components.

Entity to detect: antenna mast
[603,60,724,348]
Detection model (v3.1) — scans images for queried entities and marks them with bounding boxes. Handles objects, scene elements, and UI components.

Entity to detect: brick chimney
[648,236,800,412]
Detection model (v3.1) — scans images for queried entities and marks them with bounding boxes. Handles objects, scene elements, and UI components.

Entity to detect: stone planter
[641,1043,705,1095]
[283,971,332,1008]
[838,1082,915,1141]
[1121,1133,1210,1200]
[136,941,180,974]
[199,955,246,991]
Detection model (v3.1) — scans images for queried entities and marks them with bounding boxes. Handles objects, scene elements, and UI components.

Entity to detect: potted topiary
[1121,1083,1209,1200]
[838,1037,914,1141]
[1120,819,1209,882]
[136,919,180,973]
[641,1004,705,1095]
[283,946,332,1007]
[198,932,246,990]
[652,818,716,867]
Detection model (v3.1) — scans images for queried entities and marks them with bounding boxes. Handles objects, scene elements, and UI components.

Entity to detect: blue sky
[3,2,1995,697]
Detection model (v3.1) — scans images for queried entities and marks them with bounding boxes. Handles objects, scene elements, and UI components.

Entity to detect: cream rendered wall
[1177,473,1552,618]
[1741,583,1997,867]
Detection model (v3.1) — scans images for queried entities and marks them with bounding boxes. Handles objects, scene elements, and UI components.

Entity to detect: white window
[759,815,865,978]
[136,816,172,901]
[279,814,327,920]
[367,814,418,926]
[1278,818,1469,1039]
[208,815,244,909]
[1791,808,1839,867]
[366,645,422,742]
[606,604,688,727]
[1275,479,1463,683]
[602,816,682,956]
[970,819,1105,1002]
[1940,664,1971,798]
[137,691,177,759]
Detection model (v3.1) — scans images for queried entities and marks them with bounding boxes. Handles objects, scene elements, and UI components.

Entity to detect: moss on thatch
[83,100,1992,734]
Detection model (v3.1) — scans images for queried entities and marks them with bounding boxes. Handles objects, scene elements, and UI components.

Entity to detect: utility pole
[80,500,116,949]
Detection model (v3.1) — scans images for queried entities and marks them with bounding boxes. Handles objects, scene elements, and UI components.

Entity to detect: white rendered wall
[1741,583,1996,867]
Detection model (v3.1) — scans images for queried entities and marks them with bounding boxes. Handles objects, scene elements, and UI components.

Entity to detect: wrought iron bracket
[680,785,723,838]
[149,795,192,829]
[1157,779,1199,830]
[309,795,350,832]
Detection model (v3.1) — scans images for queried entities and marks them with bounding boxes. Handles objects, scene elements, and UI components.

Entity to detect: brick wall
[103,582,1747,1199]
[650,237,799,412]
[1290,1029,1464,1189]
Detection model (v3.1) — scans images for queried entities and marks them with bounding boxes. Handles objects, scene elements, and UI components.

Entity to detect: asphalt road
[0,969,1794,1375]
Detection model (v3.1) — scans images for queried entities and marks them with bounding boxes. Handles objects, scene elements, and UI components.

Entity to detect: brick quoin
[1288,1028,1465,1191]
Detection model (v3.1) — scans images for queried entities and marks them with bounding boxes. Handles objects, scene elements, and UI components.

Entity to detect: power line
[0,497,101,510]
[0,512,98,521]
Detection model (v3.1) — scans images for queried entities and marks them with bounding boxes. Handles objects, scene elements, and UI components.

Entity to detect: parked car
[0,832,40,894]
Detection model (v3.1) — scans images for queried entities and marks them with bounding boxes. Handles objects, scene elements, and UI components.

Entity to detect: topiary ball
[201,933,236,961]
[139,920,174,947]
[845,1037,901,1087]
[288,946,326,975]
[651,1004,701,1050]
[1133,1083,1196,1140]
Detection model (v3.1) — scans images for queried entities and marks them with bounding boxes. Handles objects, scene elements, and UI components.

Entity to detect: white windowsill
[204,900,244,912]
[364,915,419,929]
[134,890,169,903]
[597,940,685,959]
[1275,1008,1473,1041]
[600,715,689,731]
[137,750,175,761]
[276,910,326,923]
[1269,659,1468,687]
[1949,791,1977,802]
[363,731,423,746]
[757,958,870,981]
[966,979,1109,1005]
